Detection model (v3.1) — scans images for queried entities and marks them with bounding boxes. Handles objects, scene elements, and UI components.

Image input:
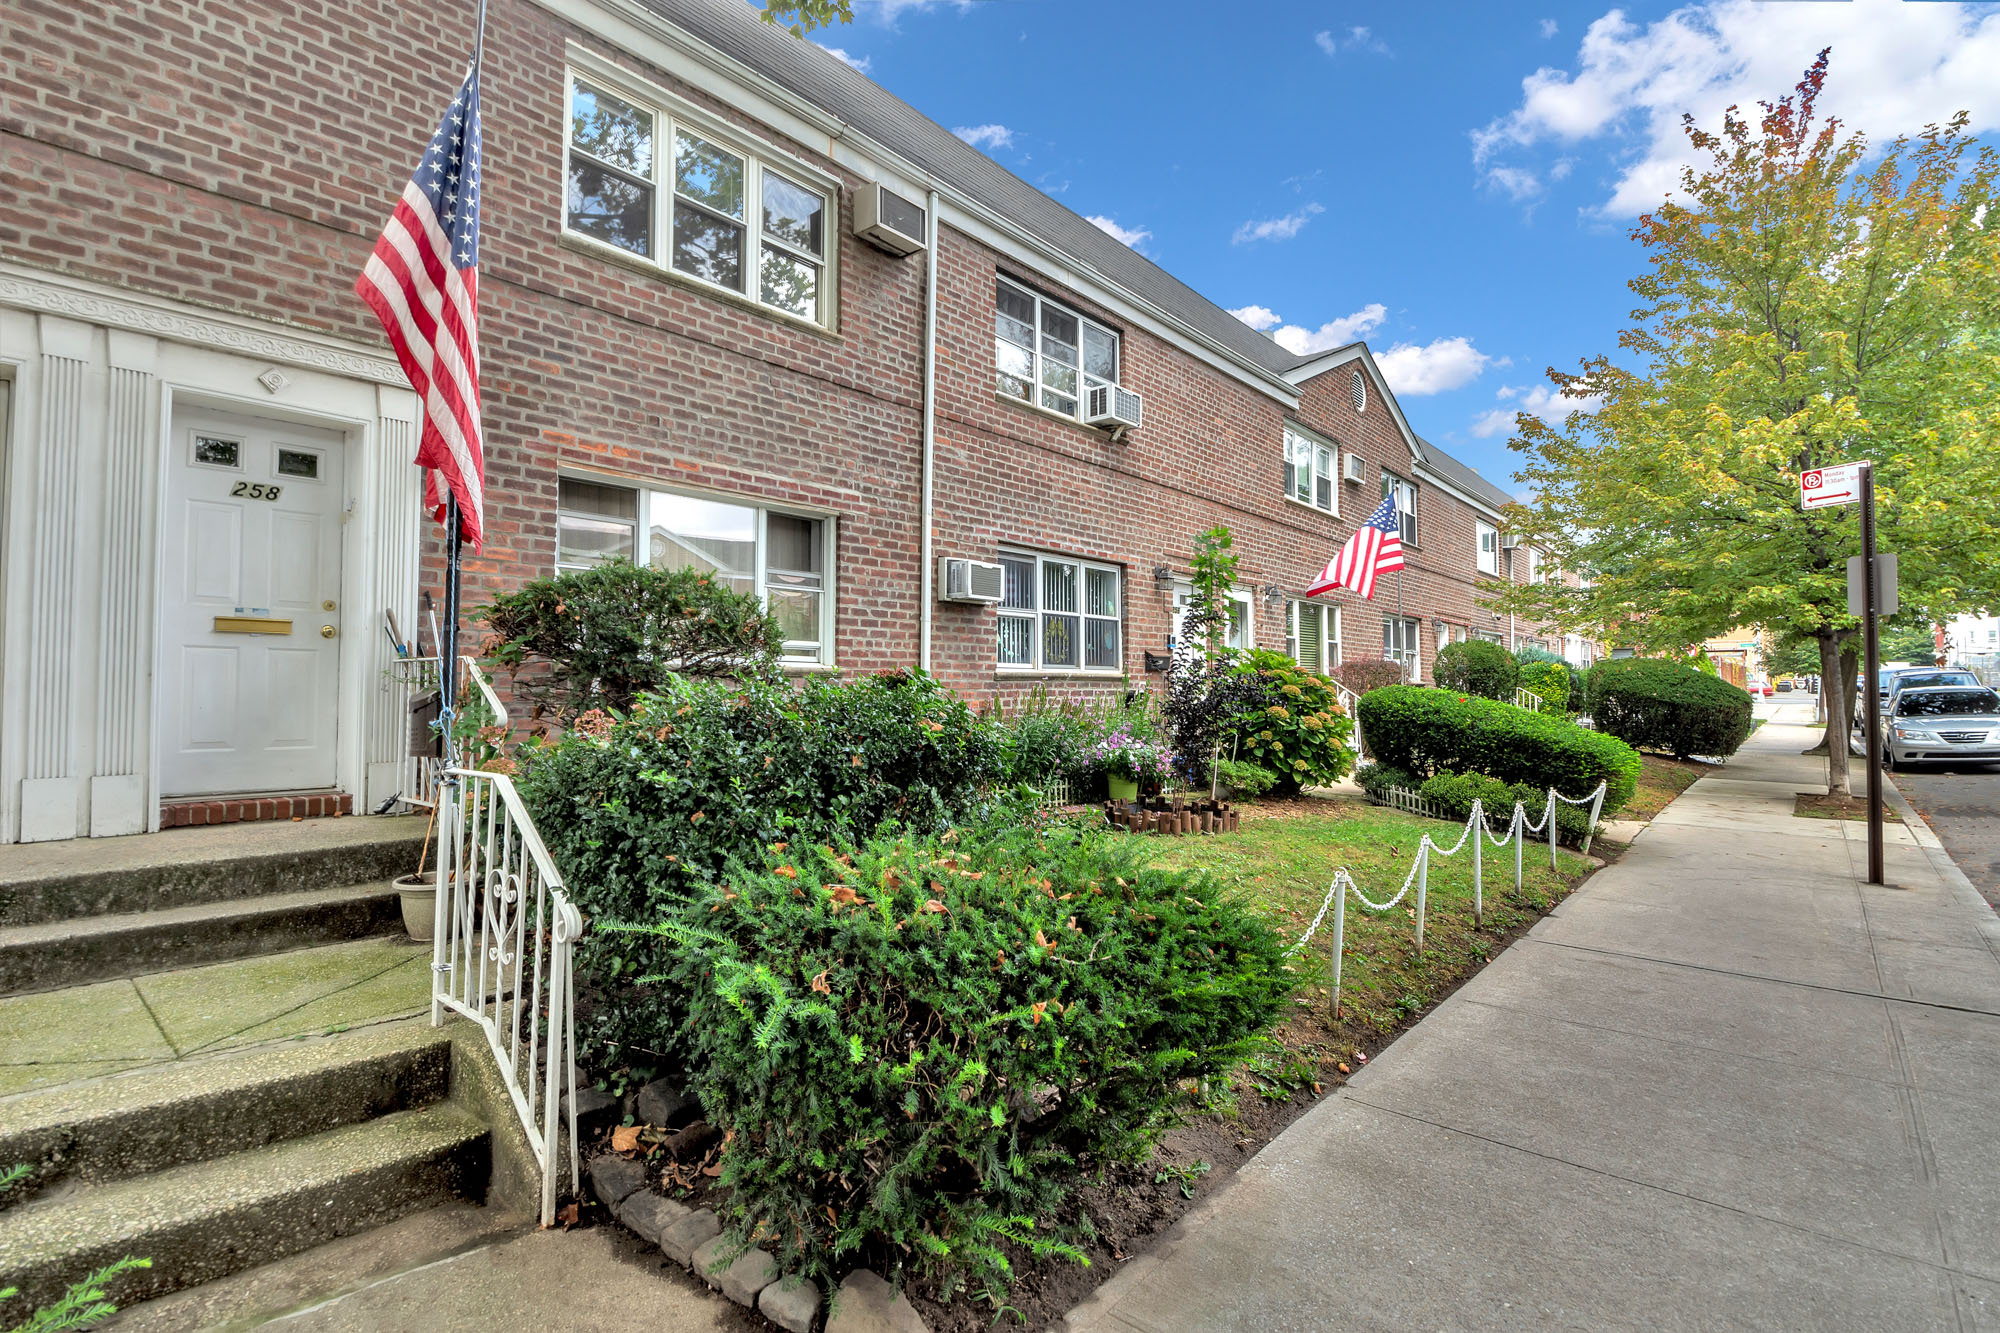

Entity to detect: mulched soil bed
[568,853,1595,1333]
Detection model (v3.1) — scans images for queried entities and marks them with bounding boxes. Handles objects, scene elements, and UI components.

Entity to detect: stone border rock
[588,1149,928,1333]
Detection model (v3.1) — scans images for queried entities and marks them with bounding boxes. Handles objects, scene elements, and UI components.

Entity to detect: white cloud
[1539,17,1559,39]
[1315,25,1389,57]
[1471,382,1606,436]
[1473,0,2000,217]
[952,123,1014,152]
[1486,165,1543,201]
[814,44,870,72]
[1315,29,1338,57]
[1375,337,1492,395]
[1227,304,1284,332]
[1086,215,1152,249]
[1232,203,1324,244]
[1271,304,1391,356]
[859,0,972,24]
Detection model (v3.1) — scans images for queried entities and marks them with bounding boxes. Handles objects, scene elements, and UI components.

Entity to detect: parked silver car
[1882,686,2000,769]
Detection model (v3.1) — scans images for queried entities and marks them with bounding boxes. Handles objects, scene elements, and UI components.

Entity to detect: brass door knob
[320,625,337,639]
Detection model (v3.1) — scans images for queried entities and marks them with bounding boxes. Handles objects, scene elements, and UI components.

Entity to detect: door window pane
[673,132,744,218]
[672,202,744,288]
[649,493,756,595]
[761,171,823,254]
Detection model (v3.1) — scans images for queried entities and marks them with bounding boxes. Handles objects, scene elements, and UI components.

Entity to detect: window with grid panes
[565,74,831,325]
[998,552,1122,671]
[994,279,1120,422]
[1283,425,1338,514]
[1380,471,1418,545]
[554,477,833,663]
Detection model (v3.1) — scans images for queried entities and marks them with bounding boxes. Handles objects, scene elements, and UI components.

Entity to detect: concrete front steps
[0,1021,535,1324]
[0,815,428,995]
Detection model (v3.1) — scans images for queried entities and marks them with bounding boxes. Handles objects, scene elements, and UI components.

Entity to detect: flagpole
[440,0,485,774]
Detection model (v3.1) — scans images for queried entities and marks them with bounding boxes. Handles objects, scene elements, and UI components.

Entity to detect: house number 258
[230,482,283,501]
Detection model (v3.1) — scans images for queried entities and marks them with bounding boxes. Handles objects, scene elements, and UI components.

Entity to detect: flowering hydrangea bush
[1227,651,1356,794]
[1089,728,1175,784]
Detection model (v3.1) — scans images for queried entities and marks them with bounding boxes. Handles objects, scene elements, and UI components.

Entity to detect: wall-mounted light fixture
[1152,565,1174,590]
[1263,584,1289,610]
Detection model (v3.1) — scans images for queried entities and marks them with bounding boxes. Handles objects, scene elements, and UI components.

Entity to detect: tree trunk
[1818,631,1851,797]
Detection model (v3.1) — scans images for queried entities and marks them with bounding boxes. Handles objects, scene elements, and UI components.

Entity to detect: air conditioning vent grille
[1085,383,1143,432]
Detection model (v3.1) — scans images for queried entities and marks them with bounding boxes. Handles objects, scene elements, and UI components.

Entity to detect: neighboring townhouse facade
[0,0,1586,844]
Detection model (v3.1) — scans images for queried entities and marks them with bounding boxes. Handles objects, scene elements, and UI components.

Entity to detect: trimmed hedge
[1434,639,1520,700]
[1585,658,1754,760]
[1518,661,1572,714]
[609,823,1287,1293]
[1417,770,1594,845]
[1354,686,1641,813]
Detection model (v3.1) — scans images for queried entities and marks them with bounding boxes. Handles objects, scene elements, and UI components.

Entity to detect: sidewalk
[1064,720,2000,1331]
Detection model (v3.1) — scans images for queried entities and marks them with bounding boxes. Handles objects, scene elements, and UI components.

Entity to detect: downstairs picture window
[998,551,1122,672]
[554,476,834,664]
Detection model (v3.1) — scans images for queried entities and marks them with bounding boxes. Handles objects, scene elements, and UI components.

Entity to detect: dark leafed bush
[1227,651,1355,794]
[1328,659,1408,696]
[1354,686,1641,813]
[477,559,782,722]
[608,823,1287,1295]
[1433,639,1520,700]
[515,670,1003,1066]
[1585,657,1754,759]
[1353,762,1424,803]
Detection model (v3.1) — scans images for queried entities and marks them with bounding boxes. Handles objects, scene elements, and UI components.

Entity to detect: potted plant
[1091,728,1172,802]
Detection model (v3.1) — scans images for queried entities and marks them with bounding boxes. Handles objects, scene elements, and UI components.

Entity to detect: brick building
[0,0,1587,843]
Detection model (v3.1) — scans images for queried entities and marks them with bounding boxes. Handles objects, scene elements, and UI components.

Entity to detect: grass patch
[1146,799,1591,1036]
[1795,792,1903,823]
[1620,754,1712,821]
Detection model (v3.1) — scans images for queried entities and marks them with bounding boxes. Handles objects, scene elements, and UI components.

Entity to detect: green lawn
[1146,800,1591,1037]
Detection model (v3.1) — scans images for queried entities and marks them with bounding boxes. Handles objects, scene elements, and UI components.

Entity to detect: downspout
[919,190,940,674]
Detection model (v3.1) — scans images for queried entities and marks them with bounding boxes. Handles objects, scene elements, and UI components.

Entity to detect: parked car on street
[1855,667,1958,729]
[1882,686,2000,769]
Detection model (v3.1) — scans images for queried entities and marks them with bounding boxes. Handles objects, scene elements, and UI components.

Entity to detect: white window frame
[1283,424,1340,516]
[994,277,1121,424]
[1382,470,1418,545]
[997,550,1123,674]
[1476,520,1499,576]
[562,64,838,329]
[1286,600,1342,674]
[553,474,837,667]
[1171,583,1254,656]
[1384,614,1421,677]
[1522,546,1540,584]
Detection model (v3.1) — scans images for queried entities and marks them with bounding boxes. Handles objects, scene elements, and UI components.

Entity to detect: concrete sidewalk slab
[1064,721,2000,1332]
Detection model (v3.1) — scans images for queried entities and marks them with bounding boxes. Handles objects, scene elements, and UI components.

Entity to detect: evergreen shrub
[1416,770,1594,844]
[1353,762,1424,803]
[1518,661,1572,714]
[1433,639,1520,700]
[516,670,1003,1064]
[1227,651,1354,794]
[610,823,1287,1293]
[1586,658,1754,759]
[1354,686,1641,813]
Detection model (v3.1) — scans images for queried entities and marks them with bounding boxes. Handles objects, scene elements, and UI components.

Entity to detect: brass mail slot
[213,616,293,635]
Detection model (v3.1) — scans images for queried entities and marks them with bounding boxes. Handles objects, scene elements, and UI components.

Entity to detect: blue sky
[799,0,2000,493]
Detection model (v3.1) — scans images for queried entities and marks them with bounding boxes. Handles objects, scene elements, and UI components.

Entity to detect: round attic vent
[1350,369,1367,412]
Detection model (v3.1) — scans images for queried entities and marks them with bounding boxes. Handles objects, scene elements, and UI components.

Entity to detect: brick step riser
[0,894,404,996]
[0,1130,489,1320]
[0,1040,452,1205]
[0,837,426,928]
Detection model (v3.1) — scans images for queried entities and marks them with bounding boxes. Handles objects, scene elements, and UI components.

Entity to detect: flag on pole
[1306,494,1406,600]
[355,60,486,550]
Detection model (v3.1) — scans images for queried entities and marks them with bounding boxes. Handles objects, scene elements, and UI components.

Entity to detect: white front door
[160,408,346,797]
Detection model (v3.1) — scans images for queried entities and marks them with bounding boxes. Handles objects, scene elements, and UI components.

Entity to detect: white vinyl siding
[554,476,835,665]
[1283,425,1338,515]
[998,551,1122,672]
[995,278,1120,422]
[565,73,833,326]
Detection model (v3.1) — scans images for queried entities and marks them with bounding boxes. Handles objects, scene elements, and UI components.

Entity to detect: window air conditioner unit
[1341,453,1365,484]
[854,183,926,256]
[939,557,1005,604]
[1085,383,1143,432]
[1501,534,1524,551]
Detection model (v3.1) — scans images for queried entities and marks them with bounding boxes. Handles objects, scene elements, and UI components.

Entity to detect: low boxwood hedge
[1417,770,1595,845]
[1586,658,1753,759]
[1354,686,1641,813]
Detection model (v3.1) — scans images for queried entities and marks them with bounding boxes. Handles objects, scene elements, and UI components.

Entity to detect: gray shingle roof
[1416,437,1515,513]
[636,0,1305,379]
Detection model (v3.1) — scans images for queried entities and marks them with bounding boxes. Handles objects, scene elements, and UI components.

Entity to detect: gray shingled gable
[634,0,1306,378]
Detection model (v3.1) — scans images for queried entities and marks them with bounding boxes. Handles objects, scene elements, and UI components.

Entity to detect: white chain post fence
[1289,780,1608,1017]
[430,663,584,1227]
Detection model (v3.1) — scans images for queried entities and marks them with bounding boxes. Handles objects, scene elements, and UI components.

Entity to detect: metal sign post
[1857,463,1884,885]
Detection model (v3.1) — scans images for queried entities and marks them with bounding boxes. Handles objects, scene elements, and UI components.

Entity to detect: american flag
[355,60,485,550]
[1307,493,1406,600]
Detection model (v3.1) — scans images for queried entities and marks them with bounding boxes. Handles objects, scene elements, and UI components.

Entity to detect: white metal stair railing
[395,655,508,810]
[1513,687,1545,713]
[1333,681,1366,763]
[1288,780,1607,1017]
[429,674,581,1227]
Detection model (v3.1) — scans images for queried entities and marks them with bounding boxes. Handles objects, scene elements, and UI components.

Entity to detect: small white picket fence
[1291,780,1608,1017]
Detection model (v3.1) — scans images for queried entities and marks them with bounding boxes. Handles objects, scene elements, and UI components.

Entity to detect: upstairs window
[998,551,1122,672]
[995,278,1120,423]
[1381,471,1418,545]
[1284,426,1338,515]
[1476,520,1499,575]
[1522,546,1540,585]
[566,74,832,325]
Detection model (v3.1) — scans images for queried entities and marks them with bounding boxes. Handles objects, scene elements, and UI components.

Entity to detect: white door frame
[152,385,382,818]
